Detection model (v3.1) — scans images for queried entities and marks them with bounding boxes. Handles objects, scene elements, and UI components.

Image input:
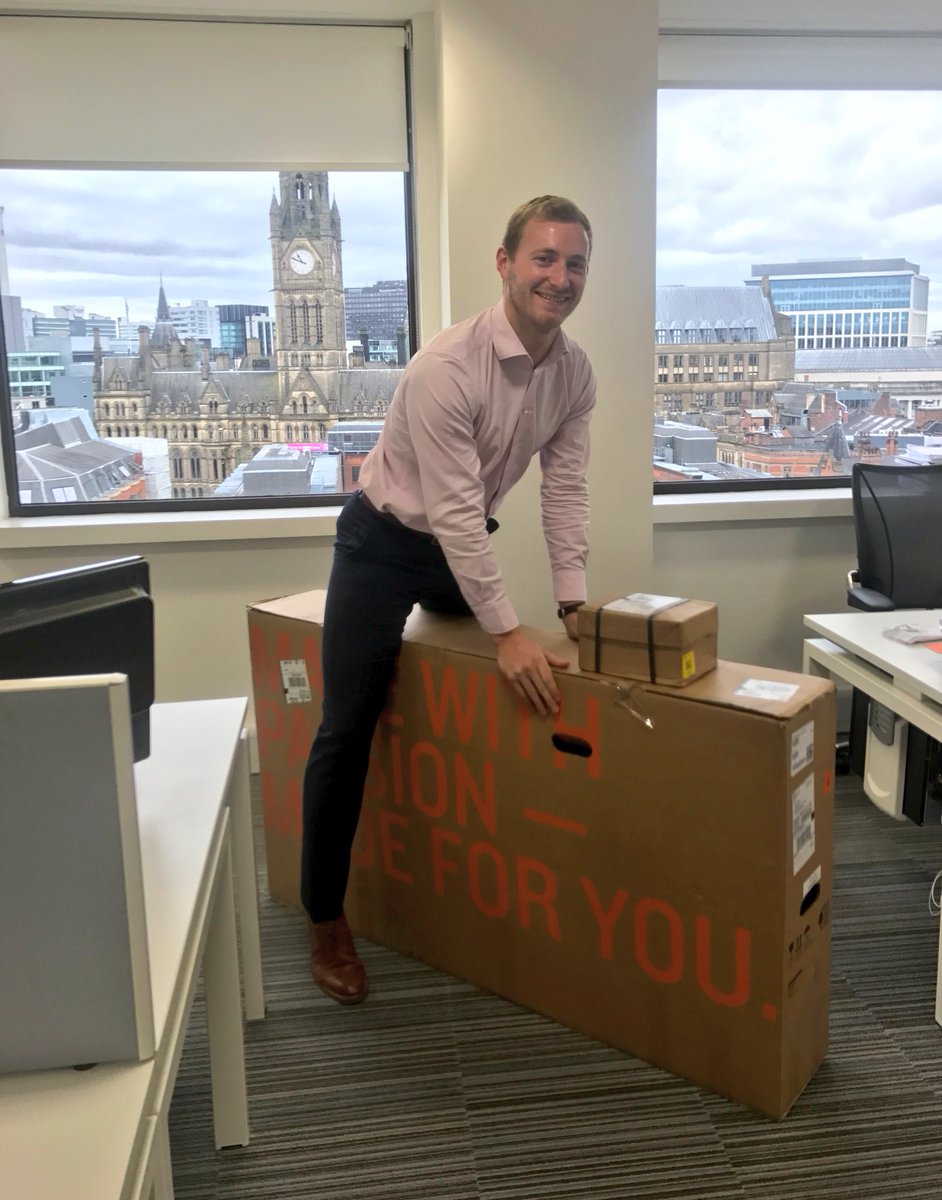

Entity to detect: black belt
[358,491,498,542]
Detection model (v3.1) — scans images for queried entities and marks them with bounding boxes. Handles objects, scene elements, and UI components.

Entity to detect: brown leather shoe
[307,913,368,1005]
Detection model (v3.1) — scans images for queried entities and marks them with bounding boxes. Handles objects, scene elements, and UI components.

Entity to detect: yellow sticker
[681,650,696,678]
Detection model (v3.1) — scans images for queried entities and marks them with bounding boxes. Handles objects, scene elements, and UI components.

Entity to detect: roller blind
[659,33,942,89]
[0,17,409,169]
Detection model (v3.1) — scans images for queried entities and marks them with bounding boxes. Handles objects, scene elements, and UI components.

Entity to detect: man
[302,195,596,1003]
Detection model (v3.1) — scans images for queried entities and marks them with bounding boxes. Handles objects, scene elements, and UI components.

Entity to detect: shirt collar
[490,302,571,367]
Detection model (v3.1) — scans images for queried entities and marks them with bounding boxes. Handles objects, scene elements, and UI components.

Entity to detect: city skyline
[658,89,942,332]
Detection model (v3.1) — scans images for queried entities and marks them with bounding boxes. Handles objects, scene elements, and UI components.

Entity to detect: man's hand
[561,611,580,642]
[493,627,568,715]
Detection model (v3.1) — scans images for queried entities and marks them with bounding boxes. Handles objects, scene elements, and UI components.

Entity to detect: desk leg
[231,731,265,1021]
[203,833,250,1148]
[803,641,829,679]
[152,1114,175,1200]
[936,907,942,1028]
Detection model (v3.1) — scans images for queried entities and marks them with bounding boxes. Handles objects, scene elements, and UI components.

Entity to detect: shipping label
[791,774,816,874]
[790,721,815,777]
[735,679,800,702]
[604,593,684,616]
[279,658,312,705]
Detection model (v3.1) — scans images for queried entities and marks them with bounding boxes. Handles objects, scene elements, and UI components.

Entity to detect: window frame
[654,20,942,495]
[0,17,417,518]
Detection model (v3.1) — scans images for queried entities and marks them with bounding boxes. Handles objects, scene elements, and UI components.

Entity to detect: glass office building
[217,304,270,358]
[343,280,408,342]
[748,258,929,350]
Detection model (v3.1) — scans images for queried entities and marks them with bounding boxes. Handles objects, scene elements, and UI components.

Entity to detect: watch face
[289,248,315,275]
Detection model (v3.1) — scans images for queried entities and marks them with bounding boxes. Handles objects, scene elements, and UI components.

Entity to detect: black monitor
[0,556,155,761]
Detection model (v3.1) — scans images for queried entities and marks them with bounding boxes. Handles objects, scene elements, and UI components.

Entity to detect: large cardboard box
[248,591,835,1119]
[578,593,718,685]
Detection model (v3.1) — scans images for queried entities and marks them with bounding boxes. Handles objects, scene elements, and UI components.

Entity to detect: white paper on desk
[883,623,942,645]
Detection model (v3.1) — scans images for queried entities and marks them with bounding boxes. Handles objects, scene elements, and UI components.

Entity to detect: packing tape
[613,682,655,730]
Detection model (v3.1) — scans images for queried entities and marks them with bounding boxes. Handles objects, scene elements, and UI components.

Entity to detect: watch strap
[556,602,583,619]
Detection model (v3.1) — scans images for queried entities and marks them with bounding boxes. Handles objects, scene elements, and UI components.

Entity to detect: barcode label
[280,658,312,705]
[792,775,815,874]
[790,721,815,776]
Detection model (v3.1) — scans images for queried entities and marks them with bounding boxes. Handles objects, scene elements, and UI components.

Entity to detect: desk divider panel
[0,674,154,1073]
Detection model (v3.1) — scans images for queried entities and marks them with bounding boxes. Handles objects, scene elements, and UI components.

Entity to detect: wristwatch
[556,602,583,619]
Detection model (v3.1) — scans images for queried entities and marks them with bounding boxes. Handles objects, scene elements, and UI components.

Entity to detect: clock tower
[270,171,347,379]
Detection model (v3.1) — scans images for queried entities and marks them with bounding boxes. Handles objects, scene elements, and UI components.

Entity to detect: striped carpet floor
[168,773,942,1199]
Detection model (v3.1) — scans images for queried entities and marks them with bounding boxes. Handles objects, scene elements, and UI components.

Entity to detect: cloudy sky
[2,90,942,331]
[0,170,407,324]
[658,90,942,331]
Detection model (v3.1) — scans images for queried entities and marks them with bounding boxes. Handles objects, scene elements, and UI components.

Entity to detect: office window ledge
[653,486,852,525]
[0,488,853,551]
[0,505,342,550]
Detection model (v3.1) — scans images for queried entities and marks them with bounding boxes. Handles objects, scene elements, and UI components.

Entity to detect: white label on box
[802,863,822,901]
[790,720,815,777]
[735,678,800,702]
[604,593,685,616]
[280,658,312,704]
[792,775,815,874]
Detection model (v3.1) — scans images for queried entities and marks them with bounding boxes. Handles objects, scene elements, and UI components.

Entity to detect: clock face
[289,248,315,275]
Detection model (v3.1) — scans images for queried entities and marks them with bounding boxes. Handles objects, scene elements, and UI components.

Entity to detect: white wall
[0,536,336,705]
[653,516,855,672]
[437,0,658,615]
[0,0,859,728]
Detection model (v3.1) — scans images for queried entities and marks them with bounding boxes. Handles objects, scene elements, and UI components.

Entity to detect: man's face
[496,219,590,341]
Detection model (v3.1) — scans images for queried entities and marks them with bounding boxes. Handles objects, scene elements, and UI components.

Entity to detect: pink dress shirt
[357,302,596,634]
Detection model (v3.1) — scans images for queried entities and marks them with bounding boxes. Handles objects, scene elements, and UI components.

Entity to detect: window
[0,16,412,515]
[657,64,942,491]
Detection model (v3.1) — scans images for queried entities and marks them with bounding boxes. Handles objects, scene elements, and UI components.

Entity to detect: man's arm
[401,355,570,713]
[540,363,596,624]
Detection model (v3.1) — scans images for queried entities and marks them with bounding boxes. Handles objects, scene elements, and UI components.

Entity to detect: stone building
[269,170,347,377]
[653,285,794,419]
[92,171,402,498]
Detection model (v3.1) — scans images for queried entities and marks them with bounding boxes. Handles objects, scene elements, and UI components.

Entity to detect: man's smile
[534,290,571,305]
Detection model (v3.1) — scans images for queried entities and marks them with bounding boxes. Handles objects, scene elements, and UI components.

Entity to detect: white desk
[802,612,942,1024]
[803,610,942,744]
[0,698,264,1200]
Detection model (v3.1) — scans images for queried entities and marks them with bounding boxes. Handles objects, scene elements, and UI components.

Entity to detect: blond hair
[501,195,592,259]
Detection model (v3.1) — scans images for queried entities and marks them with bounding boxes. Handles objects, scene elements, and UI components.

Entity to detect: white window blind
[0,17,409,170]
[659,33,942,89]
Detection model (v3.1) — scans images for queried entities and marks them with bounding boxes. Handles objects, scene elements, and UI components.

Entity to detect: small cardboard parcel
[248,590,835,1120]
[578,592,718,686]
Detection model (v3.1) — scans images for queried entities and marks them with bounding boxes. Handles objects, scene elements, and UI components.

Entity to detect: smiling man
[301,195,596,1005]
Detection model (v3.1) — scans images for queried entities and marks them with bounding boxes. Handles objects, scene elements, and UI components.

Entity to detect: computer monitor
[0,556,155,760]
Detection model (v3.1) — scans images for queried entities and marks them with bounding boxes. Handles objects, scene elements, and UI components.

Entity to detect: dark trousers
[301,491,473,922]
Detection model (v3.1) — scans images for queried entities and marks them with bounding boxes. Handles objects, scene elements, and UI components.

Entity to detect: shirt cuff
[551,568,587,606]
[475,595,520,636]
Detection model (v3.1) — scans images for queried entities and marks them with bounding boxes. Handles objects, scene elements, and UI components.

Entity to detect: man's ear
[496,245,510,280]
